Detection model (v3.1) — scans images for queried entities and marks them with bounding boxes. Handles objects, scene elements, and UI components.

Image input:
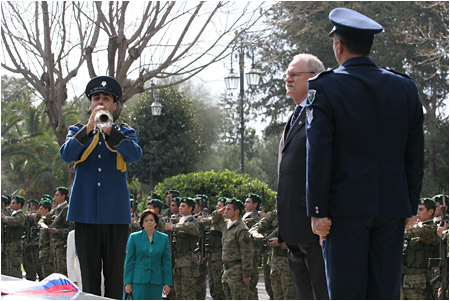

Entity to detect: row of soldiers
[130,190,296,300]
[1,187,72,281]
[402,194,449,300]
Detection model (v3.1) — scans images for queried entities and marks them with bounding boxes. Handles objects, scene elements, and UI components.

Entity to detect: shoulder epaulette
[387,68,412,79]
[308,68,334,81]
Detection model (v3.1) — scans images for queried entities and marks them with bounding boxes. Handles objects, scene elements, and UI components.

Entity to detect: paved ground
[206,275,270,300]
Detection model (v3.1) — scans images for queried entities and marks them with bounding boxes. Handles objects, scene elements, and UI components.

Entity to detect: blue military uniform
[59,76,142,299]
[305,8,424,299]
[60,123,141,224]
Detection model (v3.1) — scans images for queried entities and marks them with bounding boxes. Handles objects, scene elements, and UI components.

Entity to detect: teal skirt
[130,283,163,300]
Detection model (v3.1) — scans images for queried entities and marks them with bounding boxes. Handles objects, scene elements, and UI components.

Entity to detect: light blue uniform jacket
[124,230,172,286]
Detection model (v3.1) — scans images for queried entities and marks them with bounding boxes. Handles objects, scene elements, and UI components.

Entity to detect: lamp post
[149,81,162,190]
[224,46,261,174]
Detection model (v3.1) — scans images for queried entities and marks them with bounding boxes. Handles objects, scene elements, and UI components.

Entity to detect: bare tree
[1,1,100,145]
[2,1,266,145]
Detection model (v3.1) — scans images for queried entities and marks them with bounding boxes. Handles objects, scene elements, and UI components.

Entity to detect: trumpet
[94,110,113,130]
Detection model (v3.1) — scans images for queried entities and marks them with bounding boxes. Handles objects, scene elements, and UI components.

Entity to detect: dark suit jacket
[306,57,424,218]
[277,108,318,245]
[124,230,172,286]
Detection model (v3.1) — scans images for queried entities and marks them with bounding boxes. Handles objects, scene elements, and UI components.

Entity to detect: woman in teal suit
[124,209,172,300]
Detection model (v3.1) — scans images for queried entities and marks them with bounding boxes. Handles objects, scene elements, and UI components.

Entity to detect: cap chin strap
[74,131,126,172]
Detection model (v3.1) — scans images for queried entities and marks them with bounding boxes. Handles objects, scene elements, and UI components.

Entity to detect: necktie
[290,105,303,129]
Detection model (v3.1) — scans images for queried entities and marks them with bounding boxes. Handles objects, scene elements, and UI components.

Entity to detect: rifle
[264,227,279,242]
[438,192,448,300]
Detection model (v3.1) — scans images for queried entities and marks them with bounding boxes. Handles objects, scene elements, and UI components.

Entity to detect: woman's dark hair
[139,209,159,228]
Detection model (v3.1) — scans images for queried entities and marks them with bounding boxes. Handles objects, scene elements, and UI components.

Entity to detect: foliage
[122,87,205,187]
[1,76,69,198]
[153,169,276,211]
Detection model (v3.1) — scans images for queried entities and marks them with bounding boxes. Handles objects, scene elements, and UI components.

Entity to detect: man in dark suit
[305,8,424,299]
[277,53,329,299]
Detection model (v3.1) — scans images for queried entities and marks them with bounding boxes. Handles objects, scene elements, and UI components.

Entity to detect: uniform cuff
[106,126,127,147]
[72,126,91,145]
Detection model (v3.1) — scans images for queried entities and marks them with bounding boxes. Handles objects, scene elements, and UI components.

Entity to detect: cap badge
[307,89,316,104]
[101,81,107,87]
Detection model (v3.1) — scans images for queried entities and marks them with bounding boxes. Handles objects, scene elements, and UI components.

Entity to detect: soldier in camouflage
[249,204,295,300]
[198,197,227,300]
[211,198,254,300]
[129,197,142,234]
[1,195,26,278]
[243,193,262,299]
[22,199,43,281]
[194,194,209,300]
[147,199,166,233]
[37,199,54,278]
[1,195,12,274]
[402,198,440,299]
[165,197,199,300]
[42,187,73,276]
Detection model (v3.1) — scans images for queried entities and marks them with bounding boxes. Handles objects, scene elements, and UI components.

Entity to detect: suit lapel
[283,108,306,150]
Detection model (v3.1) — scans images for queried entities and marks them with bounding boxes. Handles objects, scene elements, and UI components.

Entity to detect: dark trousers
[75,223,129,299]
[287,241,329,300]
[322,216,405,299]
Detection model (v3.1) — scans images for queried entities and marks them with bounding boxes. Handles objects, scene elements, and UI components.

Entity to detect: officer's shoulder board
[387,68,412,79]
[308,68,334,82]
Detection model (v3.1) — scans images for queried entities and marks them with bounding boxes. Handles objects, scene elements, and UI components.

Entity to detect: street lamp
[224,46,262,174]
[149,81,162,190]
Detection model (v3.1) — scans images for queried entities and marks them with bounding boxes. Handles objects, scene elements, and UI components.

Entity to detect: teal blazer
[124,230,172,286]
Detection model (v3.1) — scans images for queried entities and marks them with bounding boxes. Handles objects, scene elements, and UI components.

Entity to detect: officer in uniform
[1,195,12,273]
[305,8,424,299]
[193,194,209,300]
[2,195,12,216]
[1,195,26,278]
[129,196,141,234]
[243,193,262,299]
[250,204,295,300]
[164,190,180,219]
[22,199,42,281]
[60,76,142,299]
[402,198,440,299]
[211,198,254,300]
[165,197,199,299]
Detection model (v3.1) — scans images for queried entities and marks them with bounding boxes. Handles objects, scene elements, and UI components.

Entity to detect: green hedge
[153,169,276,211]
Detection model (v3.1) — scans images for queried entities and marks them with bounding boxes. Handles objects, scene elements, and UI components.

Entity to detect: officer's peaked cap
[85,76,122,102]
[329,8,383,41]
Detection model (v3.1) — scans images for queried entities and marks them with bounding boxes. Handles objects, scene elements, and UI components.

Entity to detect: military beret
[40,198,53,205]
[148,192,161,200]
[147,199,163,209]
[129,193,135,200]
[246,193,262,204]
[172,197,182,206]
[226,198,244,210]
[55,186,69,195]
[12,195,26,204]
[166,190,180,197]
[420,197,436,207]
[180,197,196,208]
[28,199,39,206]
[328,7,383,41]
[217,197,228,204]
[1,195,10,203]
[85,76,122,103]
[195,194,209,205]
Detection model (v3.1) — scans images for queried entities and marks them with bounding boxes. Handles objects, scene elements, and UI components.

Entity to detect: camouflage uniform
[402,219,440,299]
[194,211,208,300]
[38,216,54,278]
[249,210,295,300]
[1,209,26,278]
[43,202,72,276]
[212,210,254,300]
[22,210,43,281]
[243,211,261,299]
[171,215,200,299]
[201,215,225,300]
[1,205,12,274]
